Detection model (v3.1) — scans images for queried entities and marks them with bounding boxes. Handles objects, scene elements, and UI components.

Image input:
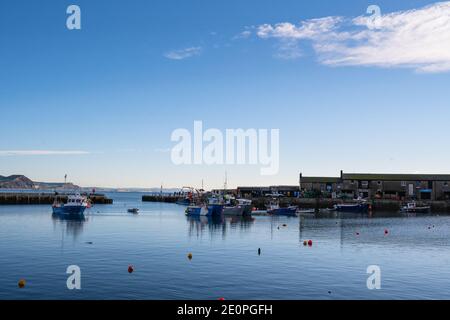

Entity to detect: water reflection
[52,214,87,239]
[187,215,255,239]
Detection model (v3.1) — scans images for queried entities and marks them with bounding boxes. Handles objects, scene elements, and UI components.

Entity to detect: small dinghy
[127,208,139,214]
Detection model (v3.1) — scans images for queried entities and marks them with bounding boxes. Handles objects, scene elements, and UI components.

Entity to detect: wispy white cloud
[0,150,90,156]
[257,17,343,39]
[164,47,202,60]
[233,30,252,40]
[256,2,450,73]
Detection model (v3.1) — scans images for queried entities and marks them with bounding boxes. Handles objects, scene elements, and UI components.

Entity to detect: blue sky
[1,0,450,188]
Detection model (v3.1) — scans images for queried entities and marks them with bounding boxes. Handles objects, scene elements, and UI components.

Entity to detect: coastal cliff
[0,175,34,189]
[0,175,79,190]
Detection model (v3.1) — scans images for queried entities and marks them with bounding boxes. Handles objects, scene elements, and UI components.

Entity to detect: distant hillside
[0,175,80,190]
[0,175,35,189]
[33,182,80,190]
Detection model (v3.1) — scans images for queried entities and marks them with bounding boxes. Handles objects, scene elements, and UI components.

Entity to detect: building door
[408,184,414,197]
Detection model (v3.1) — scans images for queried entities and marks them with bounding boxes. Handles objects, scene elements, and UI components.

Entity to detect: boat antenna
[224,172,228,192]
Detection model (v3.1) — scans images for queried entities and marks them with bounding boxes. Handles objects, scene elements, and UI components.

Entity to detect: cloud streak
[164,47,202,60]
[256,2,450,73]
[0,150,90,156]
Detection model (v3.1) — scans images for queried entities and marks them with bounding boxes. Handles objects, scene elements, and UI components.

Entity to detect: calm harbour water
[1,192,450,300]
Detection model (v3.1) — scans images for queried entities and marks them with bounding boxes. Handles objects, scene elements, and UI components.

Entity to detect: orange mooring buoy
[128,265,134,273]
[18,279,26,288]
[188,253,193,260]
[303,240,307,246]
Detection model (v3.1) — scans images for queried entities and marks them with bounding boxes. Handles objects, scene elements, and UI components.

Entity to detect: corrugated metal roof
[237,185,299,190]
[300,177,341,183]
[342,173,450,181]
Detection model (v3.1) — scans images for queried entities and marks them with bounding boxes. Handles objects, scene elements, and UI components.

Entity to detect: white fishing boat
[267,203,298,216]
[401,201,431,213]
[237,199,253,216]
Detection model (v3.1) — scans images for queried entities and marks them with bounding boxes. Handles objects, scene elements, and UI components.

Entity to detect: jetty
[142,193,450,213]
[0,192,113,205]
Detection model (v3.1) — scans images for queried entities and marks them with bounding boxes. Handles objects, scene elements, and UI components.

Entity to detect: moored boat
[52,193,88,217]
[267,203,298,216]
[335,200,369,213]
[237,199,253,216]
[207,195,224,216]
[297,209,316,215]
[127,208,139,214]
[222,205,245,216]
[266,195,297,216]
[185,205,209,216]
[401,201,431,213]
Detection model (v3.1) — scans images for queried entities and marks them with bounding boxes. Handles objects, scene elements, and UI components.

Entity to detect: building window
[377,181,382,185]
[444,182,449,187]
[401,181,406,187]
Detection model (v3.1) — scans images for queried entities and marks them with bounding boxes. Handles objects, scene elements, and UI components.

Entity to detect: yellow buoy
[187,253,193,260]
[18,279,26,288]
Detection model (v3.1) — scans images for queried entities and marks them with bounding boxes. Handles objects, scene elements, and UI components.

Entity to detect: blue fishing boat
[266,195,297,216]
[185,205,209,216]
[207,196,224,216]
[267,205,298,216]
[52,194,88,217]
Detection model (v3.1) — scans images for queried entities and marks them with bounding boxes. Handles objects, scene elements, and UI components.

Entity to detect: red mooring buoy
[384,229,389,235]
[128,265,134,273]
[18,279,26,288]
[308,240,313,246]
